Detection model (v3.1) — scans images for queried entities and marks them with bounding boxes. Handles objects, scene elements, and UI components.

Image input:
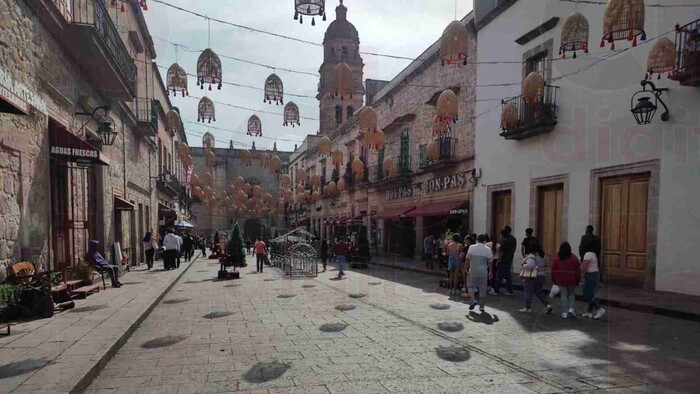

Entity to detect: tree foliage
[227,223,247,268]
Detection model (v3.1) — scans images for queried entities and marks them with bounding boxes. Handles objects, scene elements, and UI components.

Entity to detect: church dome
[323,1,359,43]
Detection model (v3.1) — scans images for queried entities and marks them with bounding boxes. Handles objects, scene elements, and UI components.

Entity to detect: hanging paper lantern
[197,97,215,123]
[370,129,385,150]
[560,12,589,59]
[184,154,192,166]
[327,181,337,194]
[263,193,274,205]
[204,186,213,196]
[283,102,301,127]
[177,141,189,157]
[166,110,182,134]
[205,149,216,167]
[193,185,202,195]
[240,150,252,166]
[227,184,236,195]
[247,115,262,137]
[332,62,353,100]
[501,103,519,132]
[166,63,188,96]
[322,185,329,195]
[281,174,291,187]
[646,37,676,79]
[233,176,245,189]
[296,167,307,183]
[203,172,213,185]
[310,174,321,188]
[426,140,440,161]
[439,20,469,67]
[332,149,344,166]
[294,0,326,25]
[202,132,215,149]
[260,152,270,168]
[189,173,199,186]
[382,157,395,172]
[264,74,284,105]
[387,166,398,178]
[522,72,545,104]
[311,190,320,202]
[251,185,262,198]
[432,114,448,137]
[337,178,346,192]
[297,192,307,203]
[112,0,148,13]
[436,89,458,129]
[296,183,305,194]
[270,155,282,173]
[359,107,378,134]
[351,157,364,176]
[600,0,646,50]
[235,190,246,203]
[197,48,222,90]
[318,136,332,156]
[243,183,252,193]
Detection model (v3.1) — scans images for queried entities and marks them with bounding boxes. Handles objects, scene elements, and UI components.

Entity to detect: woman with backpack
[519,241,553,314]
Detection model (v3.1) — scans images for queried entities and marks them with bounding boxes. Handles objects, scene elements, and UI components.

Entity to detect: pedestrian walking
[494,226,516,295]
[333,238,350,278]
[182,234,193,262]
[86,240,123,288]
[446,234,463,295]
[435,234,446,269]
[174,231,183,268]
[254,237,267,273]
[465,234,494,312]
[162,229,180,270]
[551,242,581,319]
[460,234,475,295]
[581,247,606,319]
[521,228,537,258]
[200,236,207,257]
[579,225,602,281]
[320,239,329,272]
[424,234,435,270]
[519,241,553,314]
[143,231,155,270]
[246,238,252,256]
[485,234,500,295]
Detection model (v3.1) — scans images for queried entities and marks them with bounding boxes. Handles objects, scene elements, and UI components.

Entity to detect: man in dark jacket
[579,225,602,279]
[494,226,516,295]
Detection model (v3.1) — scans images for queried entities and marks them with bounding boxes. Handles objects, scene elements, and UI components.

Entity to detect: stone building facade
[0,0,189,277]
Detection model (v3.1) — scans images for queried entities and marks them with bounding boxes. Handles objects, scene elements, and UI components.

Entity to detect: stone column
[414,216,424,260]
[377,218,385,257]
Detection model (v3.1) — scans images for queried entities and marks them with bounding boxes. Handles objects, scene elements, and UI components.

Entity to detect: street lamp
[75,106,117,145]
[97,120,118,146]
[630,80,670,125]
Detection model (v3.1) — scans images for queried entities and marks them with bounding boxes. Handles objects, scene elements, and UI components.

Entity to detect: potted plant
[0,284,21,323]
[72,263,95,285]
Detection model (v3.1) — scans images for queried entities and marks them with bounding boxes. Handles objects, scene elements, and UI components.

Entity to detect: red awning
[114,196,136,211]
[345,216,364,225]
[377,206,416,219]
[50,124,110,166]
[333,217,349,225]
[404,202,468,218]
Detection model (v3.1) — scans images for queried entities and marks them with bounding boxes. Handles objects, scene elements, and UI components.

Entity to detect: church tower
[317,0,365,135]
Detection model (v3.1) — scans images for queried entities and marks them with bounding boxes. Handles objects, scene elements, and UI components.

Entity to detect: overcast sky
[144,0,473,152]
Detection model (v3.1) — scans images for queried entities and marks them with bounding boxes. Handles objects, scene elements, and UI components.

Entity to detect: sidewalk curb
[69,252,200,393]
[367,261,700,323]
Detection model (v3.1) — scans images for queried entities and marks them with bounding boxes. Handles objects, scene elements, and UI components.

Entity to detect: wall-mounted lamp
[631,80,670,125]
[76,106,117,145]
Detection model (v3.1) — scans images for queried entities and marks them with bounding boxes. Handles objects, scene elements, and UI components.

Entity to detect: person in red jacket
[551,242,581,319]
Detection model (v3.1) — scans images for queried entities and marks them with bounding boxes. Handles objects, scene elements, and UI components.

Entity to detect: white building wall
[473,0,700,295]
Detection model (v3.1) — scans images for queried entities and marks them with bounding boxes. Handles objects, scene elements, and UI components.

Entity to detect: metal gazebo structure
[270,228,317,277]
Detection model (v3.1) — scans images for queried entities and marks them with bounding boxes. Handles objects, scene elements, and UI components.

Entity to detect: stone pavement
[0,253,199,393]
[369,255,700,321]
[86,256,700,393]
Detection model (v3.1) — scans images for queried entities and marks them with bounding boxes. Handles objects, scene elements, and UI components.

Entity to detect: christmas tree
[227,223,247,269]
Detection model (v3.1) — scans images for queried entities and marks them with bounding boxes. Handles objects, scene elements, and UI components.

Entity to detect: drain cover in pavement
[163,298,190,305]
[302,284,316,288]
[277,294,296,299]
[319,323,348,332]
[430,303,451,310]
[141,336,187,349]
[437,322,464,332]
[335,304,357,311]
[368,281,382,285]
[348,293,366,299]
[203,311,235,319]
[436,346,471,362]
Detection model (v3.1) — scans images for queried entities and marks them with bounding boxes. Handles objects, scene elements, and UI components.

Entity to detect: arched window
[399,129,410,173]
[335,105,342,124]
[347,106,354,118]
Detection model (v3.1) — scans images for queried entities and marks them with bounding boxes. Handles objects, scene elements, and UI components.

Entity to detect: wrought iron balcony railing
[135,98,158,133]
[397,154,411,174]
[500,85,559,140]
[671,18,700,87]
[419,137,458,169]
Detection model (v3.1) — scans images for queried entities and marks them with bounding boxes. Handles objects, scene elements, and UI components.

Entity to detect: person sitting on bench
[86,240,122,288]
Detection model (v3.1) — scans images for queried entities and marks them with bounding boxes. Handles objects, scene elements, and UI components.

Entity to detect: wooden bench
[70,284,100,299]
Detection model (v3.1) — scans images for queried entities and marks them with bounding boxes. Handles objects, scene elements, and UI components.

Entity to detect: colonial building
[472,0,700,295]
[0,0,190,277]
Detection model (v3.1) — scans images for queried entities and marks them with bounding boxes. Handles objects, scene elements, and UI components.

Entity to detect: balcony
[134,98,158,136]
[500,85,559,140]
[25,0,73,35]
[156,170,180,198]
[670,19,700,87]
[65,0,137,101]
[419,137,458,171]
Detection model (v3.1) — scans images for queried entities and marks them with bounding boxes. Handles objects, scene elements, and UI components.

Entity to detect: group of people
[428,225,605,319]
[143,229,204,270]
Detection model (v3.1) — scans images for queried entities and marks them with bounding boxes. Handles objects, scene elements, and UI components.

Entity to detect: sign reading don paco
[421,172,468,193]
[385,186,413,200]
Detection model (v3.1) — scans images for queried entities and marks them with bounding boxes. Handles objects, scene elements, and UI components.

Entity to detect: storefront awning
[158,203,176,218]
[50,125,110,166]
[345,216,364,225]
[114,196,135,211]
[377,206,416,219]
[332,216,349,225]
[404,202,468,218]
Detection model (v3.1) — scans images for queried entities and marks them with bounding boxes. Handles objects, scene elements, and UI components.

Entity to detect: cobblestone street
[86,256,700,393]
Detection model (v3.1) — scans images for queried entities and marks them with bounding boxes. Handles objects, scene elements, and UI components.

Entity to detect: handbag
[519,257,537,278]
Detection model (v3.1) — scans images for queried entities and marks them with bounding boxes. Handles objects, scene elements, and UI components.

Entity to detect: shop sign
[385,186,413,200]
[421,171,468,193]
[0,67,47,115]
[449,208,469,215]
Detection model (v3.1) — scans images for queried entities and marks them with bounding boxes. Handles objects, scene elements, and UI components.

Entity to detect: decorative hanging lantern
[600,0,646,50]
[646,37,676,79]
[193,185,202,195]
[427,140,440,161]
[243,183,252,193]
[234,176,245,189]
[260,152,270,169]
[311,190,320,202]
[310,174,321,188]
[240,149,252,166]
[177,141,189,158]
[439,20,469,67]
[337,178,346,192]
[432,114,448,137]
[189,173,200,186]
[359,107,378,134]
[560,12,589,59]
[332,149,344,167]
[435,89,458,133]
[332,62,353,100]
[197,48,222,90]
[227,184,236,195]
[167,110,182,135]
[501,103,519,132]
[197,97,215,123]
[327,181,337,194]
[370,129,386,150]
[318,136,332,156]
[297,192,307,203]
[294,0,326,25]
[283,102,301,127]
[252,185,262,198]
[203,172,213,185]
[387,166,398,178]
[236,190,247,203]
[322,185,329,196]
[522,72,545,104]
[205,149,216,167]
[351,157,364,176]
[247,115,262,137]
[382,157,395,172]
[296,167,308,183]
[281,174,291,187]
[204,186,213,196]
[166,63,188,96]
[264,74,284,105]
[203,132,215,149]
[270,155,282,173]
[112,0,148,13]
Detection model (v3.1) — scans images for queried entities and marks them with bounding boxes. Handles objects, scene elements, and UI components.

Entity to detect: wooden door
[491,191,512,238]
[600,174,650,287]
[537,184,564,270]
